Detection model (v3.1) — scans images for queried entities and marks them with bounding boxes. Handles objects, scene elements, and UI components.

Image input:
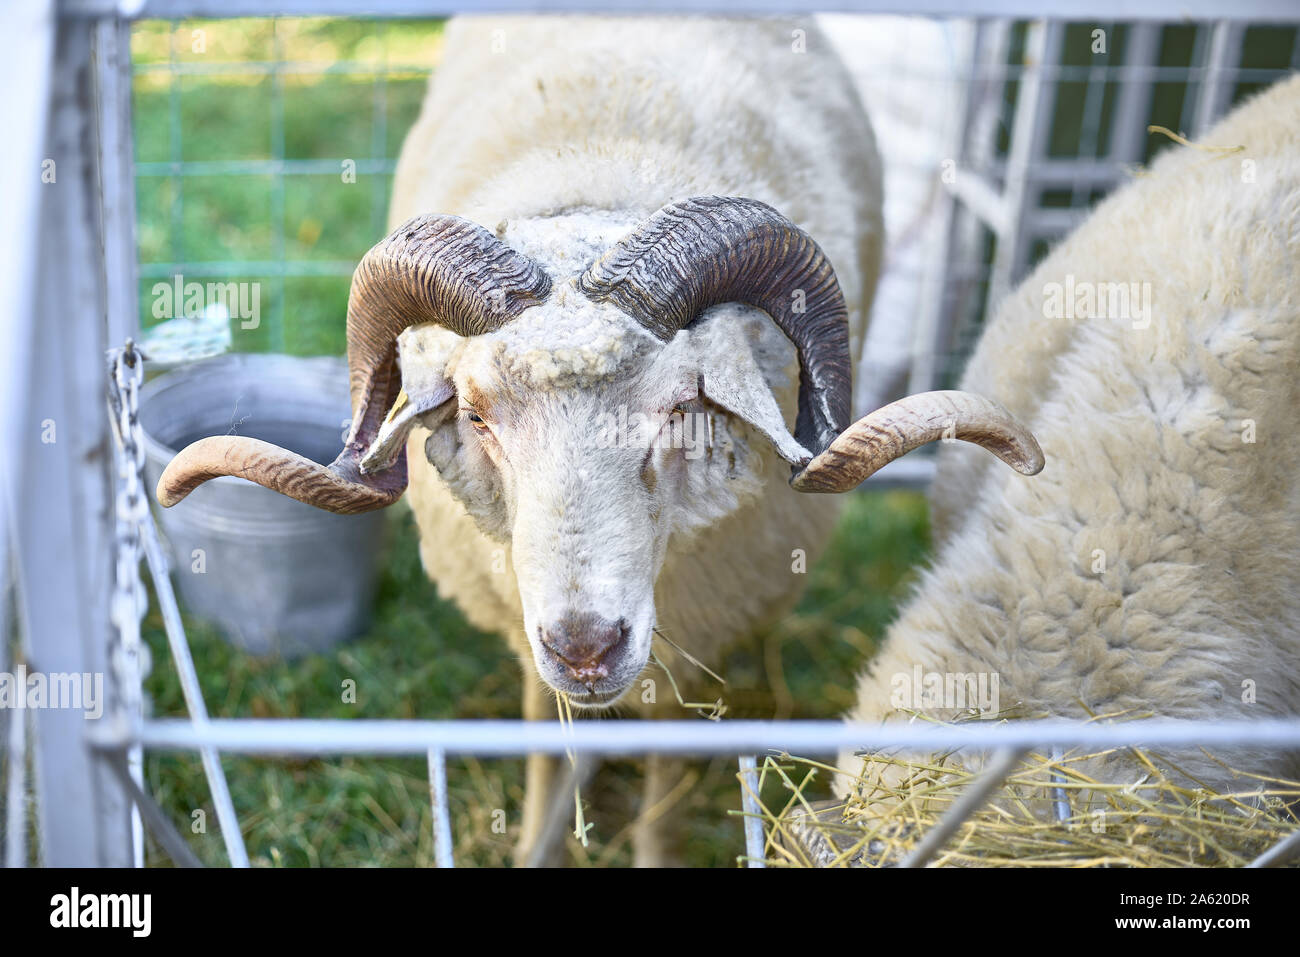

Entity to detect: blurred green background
[133,18,444,355]
[129,17,1297,867]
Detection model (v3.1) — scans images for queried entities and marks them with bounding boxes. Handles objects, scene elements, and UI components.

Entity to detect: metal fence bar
[129,56,1300,87]
[907,22,984,397]
[898,746,1030,867]
[1179,24,1214,136]
[1069,21,1111,210]
[128,56,1298,85]
[1,527,15,867]
[1108,22,1162,164]
[988,20,1063,309]
[4,698,28,868]
[56,0,1300,23]
[134,58,434,76]
[0,2,55,519]
[945,171,1009,235]
[139,259,358,276]
[370,20,391,238]
[94,18,142,349]
[1030,207,1094,232]
[94,717,1300,757]
[102,751,203,868]
[995,158,1134,183]
[737,755,765,868]
[1194,20,1247,136]
[167,19,185,274]
[0,0,54,869]
[270,21,287,353]
[427,748,454,868]
[102,32,148,872]
[138,516,250,867]
[930,19,1012,393]
[136,158,398,176]
[17,14,138,868]
[1049,745,1071,823]
[1248,826,1300,868]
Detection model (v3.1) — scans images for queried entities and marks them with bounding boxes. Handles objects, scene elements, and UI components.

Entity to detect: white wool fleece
[841,74,1300,797]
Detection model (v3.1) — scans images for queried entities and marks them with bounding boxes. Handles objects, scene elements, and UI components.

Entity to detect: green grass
[141,491,929,867]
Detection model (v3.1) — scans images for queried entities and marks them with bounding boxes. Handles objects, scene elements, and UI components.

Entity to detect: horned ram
[156,16,1043,864]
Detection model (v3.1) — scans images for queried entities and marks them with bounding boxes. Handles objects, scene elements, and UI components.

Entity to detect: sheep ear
[690,318,813,467]
[360,326,458,473]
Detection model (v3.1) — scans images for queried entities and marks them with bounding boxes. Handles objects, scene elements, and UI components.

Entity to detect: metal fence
[4,0,1300,869]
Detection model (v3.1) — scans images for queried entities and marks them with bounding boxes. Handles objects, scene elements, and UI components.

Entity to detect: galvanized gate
[4,0,1300,868]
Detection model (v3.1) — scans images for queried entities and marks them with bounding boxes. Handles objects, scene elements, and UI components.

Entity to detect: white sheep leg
[631,751,691,868]
[516,669,566,867]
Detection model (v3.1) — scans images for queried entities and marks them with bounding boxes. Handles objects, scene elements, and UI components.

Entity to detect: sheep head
[156,196,1045,708]
[387,196,857,706]
[394,294,808,705]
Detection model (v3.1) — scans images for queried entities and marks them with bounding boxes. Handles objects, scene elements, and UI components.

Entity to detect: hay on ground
[745,737,1300,868]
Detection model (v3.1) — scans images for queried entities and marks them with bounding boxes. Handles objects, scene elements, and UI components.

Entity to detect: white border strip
[59,1,1300,23]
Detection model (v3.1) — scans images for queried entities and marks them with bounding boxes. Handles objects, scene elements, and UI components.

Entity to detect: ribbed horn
[791,390,1045,493]
[157,213,552,514]
[579,196,850,459]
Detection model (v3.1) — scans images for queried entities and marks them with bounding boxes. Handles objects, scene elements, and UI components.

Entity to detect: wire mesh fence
[127,18,1300,394]
[130,18,444,356]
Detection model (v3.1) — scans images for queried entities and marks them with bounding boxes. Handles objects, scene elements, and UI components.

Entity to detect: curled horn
[579,195,850,460]
[791,391,1045,493]
[156,214,552,514]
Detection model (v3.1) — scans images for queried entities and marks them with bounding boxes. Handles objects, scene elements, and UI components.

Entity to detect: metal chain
[106,339,153,865]
[104,340,250,867]
[106,340,151,726]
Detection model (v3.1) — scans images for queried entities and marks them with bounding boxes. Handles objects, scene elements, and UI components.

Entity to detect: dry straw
[743,718,1300,868]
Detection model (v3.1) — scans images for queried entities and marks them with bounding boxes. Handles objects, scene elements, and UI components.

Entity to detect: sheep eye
[467,412,484,424]
[463,409,490,432]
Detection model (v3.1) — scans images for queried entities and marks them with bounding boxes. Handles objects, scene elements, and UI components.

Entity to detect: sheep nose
[542,613,630,686]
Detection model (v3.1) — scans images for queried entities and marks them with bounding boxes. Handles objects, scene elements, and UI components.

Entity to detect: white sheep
[158,15,891,866]
[832,73,1300,802]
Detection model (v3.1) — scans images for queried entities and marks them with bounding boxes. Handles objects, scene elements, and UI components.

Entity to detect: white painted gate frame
[4,0,1300,869]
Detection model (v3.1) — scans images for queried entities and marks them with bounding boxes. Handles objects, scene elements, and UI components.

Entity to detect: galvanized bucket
[139,353,387,657]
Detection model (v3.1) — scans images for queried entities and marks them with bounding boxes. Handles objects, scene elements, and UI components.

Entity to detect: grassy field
[131,17,931,867]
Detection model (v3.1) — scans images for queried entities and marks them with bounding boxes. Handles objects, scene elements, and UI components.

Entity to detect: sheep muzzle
[540,612,632,689]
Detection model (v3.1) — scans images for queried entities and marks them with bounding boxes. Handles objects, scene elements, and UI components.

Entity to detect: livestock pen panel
[3,1,1300,870]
